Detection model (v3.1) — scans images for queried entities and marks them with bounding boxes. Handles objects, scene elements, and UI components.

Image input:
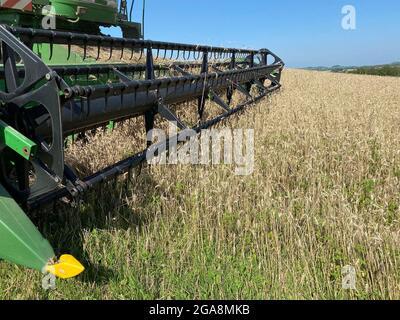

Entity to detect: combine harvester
[0,0,284,280]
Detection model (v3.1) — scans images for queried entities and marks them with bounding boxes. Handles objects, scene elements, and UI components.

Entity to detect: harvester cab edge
[0,0,142,38]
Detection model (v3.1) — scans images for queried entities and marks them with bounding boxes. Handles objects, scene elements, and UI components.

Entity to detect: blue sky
[106,0,400,67]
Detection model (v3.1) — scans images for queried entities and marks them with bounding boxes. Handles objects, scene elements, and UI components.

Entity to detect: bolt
[63,89,72,98]
[45,73,52,81]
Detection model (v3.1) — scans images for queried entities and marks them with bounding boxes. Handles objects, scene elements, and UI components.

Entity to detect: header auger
[0,0,283,281]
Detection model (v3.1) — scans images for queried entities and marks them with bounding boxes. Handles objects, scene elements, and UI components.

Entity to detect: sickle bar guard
[0,25,284,278]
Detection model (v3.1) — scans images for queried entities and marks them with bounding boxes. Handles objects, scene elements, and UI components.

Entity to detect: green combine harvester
[0,0,283,281]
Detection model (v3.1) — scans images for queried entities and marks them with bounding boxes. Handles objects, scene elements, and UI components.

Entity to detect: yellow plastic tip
[45,254,85,279]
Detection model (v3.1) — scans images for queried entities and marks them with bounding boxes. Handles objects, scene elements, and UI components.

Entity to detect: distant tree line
[346,65,400,77]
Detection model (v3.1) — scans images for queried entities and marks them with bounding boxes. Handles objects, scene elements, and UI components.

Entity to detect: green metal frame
[0,120,37,161]
[51,0,118,25]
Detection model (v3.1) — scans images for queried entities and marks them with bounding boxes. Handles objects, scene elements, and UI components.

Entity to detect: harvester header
[0,1,283,282]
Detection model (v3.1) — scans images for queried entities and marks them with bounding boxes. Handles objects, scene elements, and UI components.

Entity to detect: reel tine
[67,34,72,60]
[83,35,88,60]
[108,40,114,61]
[120,47,124,60]
[130,43,135,60]
[49,42,54,61]
[96,40,101,61]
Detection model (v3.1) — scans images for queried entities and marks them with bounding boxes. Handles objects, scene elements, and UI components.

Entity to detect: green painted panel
[0,184,55,271]
[0,120,37,161]
[51,0,118,24]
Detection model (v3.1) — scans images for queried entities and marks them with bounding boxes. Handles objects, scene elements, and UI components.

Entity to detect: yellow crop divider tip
[45,254,85,279]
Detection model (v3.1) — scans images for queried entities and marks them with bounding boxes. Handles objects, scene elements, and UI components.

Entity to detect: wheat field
[0,69,399,299]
